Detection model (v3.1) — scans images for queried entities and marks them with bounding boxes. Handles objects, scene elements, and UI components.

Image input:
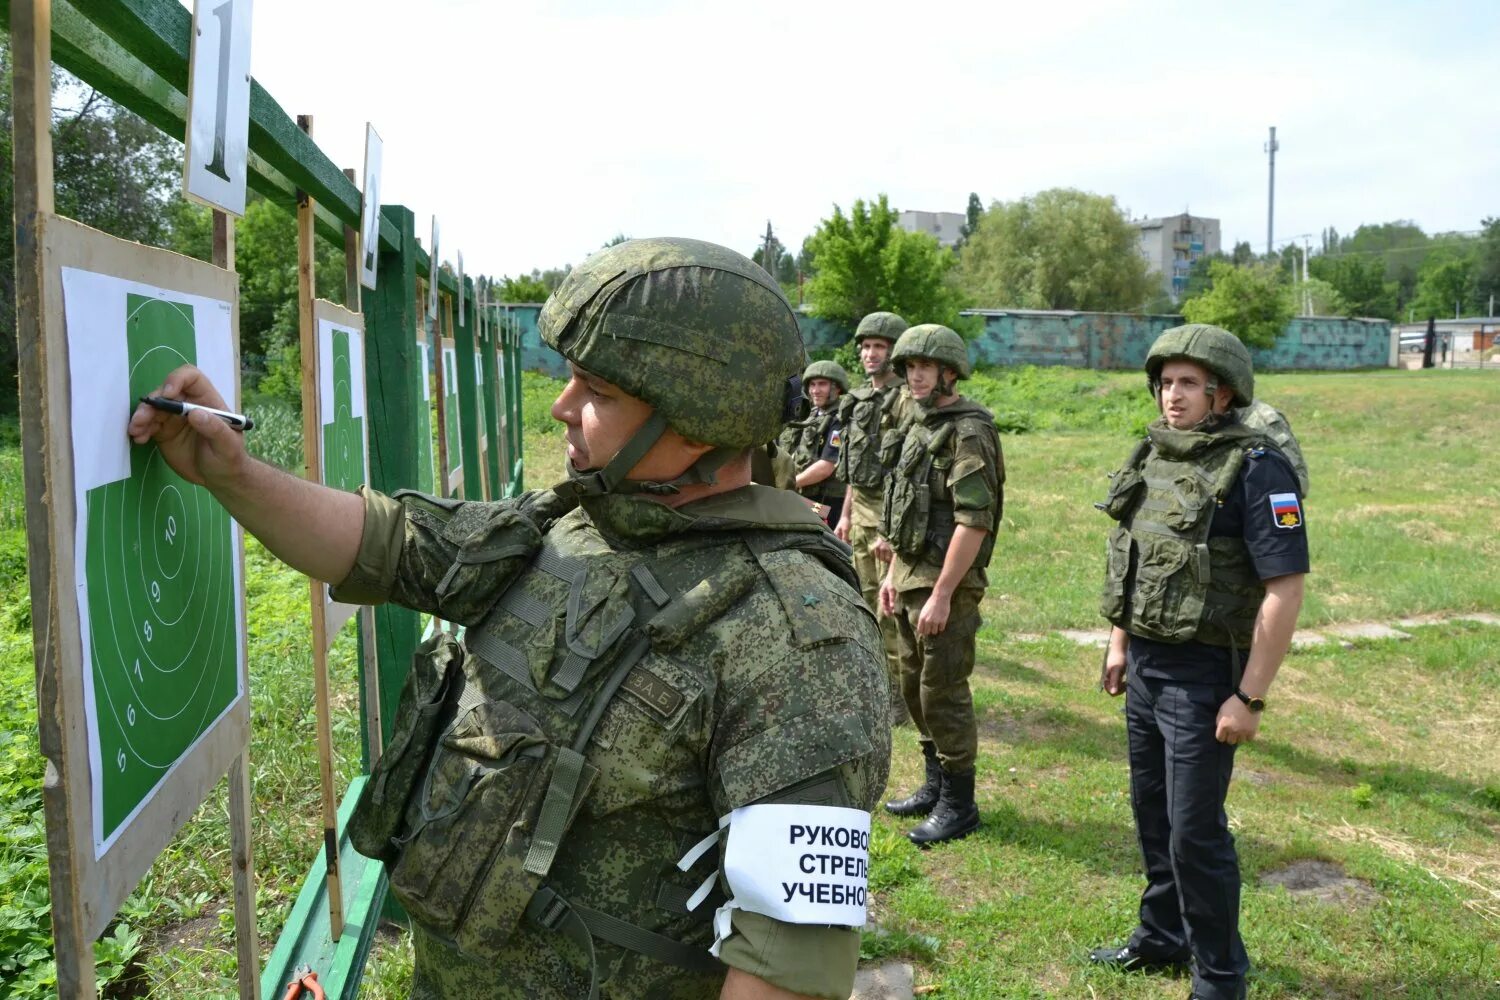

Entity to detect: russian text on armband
[676,803,872,957]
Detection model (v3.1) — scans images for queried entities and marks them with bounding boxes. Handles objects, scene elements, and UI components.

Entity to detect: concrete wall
[513,302,1392,376]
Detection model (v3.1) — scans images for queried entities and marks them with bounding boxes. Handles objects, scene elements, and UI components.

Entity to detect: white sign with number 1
[184,0,254,216]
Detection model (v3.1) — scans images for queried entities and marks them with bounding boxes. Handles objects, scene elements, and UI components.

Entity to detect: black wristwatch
[1234,688,1266,713]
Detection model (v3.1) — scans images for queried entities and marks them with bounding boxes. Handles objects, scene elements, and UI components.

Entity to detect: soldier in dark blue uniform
[1090,325,1309,1000]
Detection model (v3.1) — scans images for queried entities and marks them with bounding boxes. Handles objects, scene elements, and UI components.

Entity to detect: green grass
[2,367,1498,998]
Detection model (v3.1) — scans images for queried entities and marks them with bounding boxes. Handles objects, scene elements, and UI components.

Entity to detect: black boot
[884,742,941,817]
[908,768,980,847]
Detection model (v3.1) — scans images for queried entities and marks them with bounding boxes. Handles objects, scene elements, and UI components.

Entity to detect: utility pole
[1264,126,1279,258]
[761,220,777,277]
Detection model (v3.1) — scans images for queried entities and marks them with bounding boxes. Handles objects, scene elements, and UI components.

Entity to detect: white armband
[675,803,871,957]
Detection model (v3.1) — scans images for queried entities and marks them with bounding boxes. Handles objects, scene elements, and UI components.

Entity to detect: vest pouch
[846,398,884,489]
[1128,534,1204,642]
[883,474,930,557]
[1099,467,1144,521]
[1099,525,1132,623]
[389,696,596,960]
[878,426,905,468]
[1159,474,1211,532]
[349,631,464,863]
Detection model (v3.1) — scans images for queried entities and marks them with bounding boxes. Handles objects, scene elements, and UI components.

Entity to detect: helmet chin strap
[553,411,739,500]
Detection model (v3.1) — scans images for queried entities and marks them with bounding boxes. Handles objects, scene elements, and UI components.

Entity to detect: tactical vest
[783,407,844,500]
[350,493,862,999]
[879,399,997,569]
[835,382,901,491]
[1098,422,1271,651]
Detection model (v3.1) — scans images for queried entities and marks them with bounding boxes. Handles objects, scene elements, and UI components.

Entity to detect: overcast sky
[244,0,1496,279]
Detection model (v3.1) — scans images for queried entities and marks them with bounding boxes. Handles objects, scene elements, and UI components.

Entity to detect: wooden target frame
[22,212,257,996]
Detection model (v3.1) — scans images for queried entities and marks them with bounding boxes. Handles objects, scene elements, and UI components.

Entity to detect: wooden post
[212,208,262,1000]
[295,113,344,941]
[342,167,381,765]
[430,278,453,497]
[12,2,96,996]
[452,282,483,500]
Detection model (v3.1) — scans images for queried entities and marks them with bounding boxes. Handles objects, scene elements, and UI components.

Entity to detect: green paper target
[74,287,244,853]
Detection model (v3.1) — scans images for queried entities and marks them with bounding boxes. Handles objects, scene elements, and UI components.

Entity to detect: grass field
[1,367,1497,998]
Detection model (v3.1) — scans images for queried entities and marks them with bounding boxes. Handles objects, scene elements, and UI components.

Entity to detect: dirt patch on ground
[1260,860,1381,908]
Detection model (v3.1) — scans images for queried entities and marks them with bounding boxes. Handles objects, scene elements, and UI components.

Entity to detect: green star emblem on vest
[803,593,821,607]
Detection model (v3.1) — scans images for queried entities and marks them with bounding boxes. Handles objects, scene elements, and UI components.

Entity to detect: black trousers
[1125,667,1249,1000]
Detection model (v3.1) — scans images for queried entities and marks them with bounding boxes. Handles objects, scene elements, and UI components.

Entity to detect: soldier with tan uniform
[128,238,891,1000]
[877,325,1003,847]
[833,312,910,721]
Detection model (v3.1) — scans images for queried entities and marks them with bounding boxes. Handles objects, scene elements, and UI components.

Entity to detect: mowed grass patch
[874,622,1500,999]
[982,369,1500,633]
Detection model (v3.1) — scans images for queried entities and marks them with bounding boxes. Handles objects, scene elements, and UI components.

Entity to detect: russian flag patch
[1269,492,1303,529]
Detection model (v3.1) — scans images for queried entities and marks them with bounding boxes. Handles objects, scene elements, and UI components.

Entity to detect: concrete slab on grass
[1057,629,1111,648]
[1455,613,1500,626]
[1291,630,1330,649]
[1326,623,1412,642]
[851,962,915,1000]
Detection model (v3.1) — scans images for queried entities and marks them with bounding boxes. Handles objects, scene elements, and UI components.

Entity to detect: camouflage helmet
[853,311,909,346]
[891,324,972,380]
[1145,323,1254,406]
[540,237,805,449]
[801,359,850,394]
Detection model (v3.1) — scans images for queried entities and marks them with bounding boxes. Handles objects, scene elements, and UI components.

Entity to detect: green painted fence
[6,0,526,994]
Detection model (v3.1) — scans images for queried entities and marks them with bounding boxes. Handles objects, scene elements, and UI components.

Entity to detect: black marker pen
[140,395,255,431]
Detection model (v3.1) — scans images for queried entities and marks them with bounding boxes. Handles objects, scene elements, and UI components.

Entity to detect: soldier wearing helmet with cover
[876,324,1003,847]
[833,311,912,723]
[776,359,851,525]
[128,238,891,1000]
[1088,324,1308,1000]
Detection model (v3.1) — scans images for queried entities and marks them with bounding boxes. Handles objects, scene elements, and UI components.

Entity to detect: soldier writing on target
[129,238,891,1000]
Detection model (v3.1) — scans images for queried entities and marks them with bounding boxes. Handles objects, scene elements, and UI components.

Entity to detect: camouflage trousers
[893,586,982,773]
[849,520,903,717]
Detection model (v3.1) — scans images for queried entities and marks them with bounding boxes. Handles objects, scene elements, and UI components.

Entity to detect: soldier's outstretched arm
[128,364,363,585]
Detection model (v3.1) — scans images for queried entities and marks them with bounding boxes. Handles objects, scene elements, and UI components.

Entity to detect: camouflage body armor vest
[880,400,996,569]
[1098,421,1272,650]
[836,382,901,491]
[350,491,864,998]
[781,407,844,501]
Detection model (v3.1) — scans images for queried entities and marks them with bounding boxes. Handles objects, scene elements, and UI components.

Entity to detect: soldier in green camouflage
[832,312,910,723]
[779,360,850,525]
[128,238,891,1000]
[876,325,1003,847]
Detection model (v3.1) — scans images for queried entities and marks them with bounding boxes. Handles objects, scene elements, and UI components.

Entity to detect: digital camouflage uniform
[835,312,910,715]
[342,238,890,1000]
[1093,324,1308,1000]
[879,325,1003,847]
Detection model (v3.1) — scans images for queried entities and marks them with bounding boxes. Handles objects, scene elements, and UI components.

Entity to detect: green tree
[750,235,796,285]
[956,188,1152,311]
[1231,241,1256,267]
[1289,277,1347,317]
[958,191,982,246]
[803,194,967,329]
[1308,254,1397,318]
[499,273,551,302]
[1,44,183,414]
[1342,221,1430,309]
[1409,244,1479,319]
[1473,217,1500,314]
[1180,261,1292,348]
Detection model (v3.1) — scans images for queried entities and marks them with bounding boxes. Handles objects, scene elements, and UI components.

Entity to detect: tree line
[775,191,1500,353]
